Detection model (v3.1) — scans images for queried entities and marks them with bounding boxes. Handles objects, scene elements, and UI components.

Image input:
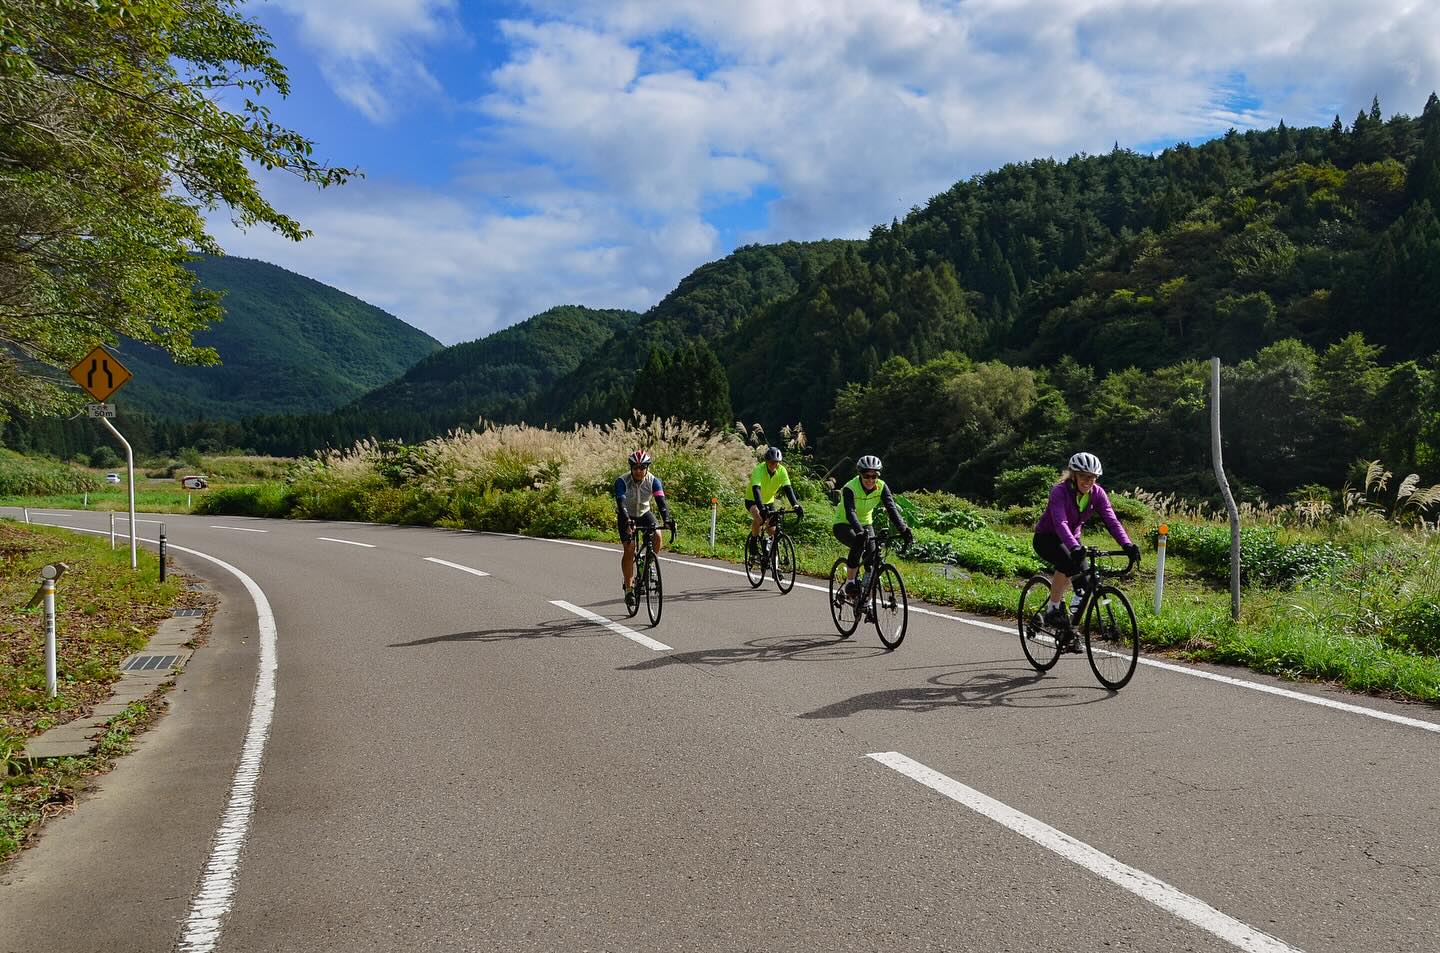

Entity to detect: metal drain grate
[122,655,179,672]
[172,608,205,617]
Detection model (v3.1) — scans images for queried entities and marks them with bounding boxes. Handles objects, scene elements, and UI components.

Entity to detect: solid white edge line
[423,556,490,577]
[868,752,1304,953]
[551,600,672,651]
[208,526,269,534]
[21,521,277,953]
[487,530,1440,736]
[315,536,375,548]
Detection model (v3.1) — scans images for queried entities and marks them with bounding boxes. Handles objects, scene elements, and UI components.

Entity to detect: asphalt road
[1,510,1437,953]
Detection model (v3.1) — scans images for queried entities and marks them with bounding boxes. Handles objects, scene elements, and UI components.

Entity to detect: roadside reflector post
[187,493,192,509]
[1154,524,1168,614]
[709,497,717,550]
[23,507,29,524]
[110,511,116,549]
[159,523,167,583]
[83,491,88,508]
[30,563,67,698]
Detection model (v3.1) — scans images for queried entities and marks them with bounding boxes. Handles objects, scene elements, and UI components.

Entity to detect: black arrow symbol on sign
[85,359,114,389]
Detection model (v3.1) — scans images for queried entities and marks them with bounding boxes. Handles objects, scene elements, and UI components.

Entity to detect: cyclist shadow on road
[797,662,1112,719]
[619,634,889,671]
[389,618,592,647]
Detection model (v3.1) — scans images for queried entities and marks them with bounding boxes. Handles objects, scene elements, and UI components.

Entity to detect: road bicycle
[827,528,908,649]
[627,521,677,626]
[743,506,800,594]
[1017,546,1140,690]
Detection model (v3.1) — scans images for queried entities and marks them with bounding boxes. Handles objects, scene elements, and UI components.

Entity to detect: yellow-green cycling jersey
[832,475,890,527]
[749,462,793,506]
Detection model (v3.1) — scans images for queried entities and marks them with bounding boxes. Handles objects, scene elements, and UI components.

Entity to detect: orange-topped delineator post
[709,497,718,550]
[1154,523,1169,614]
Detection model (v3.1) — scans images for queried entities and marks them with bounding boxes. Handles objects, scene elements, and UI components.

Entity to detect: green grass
[0,487,208,513]
[0,521,186,860]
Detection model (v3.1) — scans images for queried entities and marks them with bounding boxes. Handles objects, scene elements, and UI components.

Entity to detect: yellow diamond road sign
[69,346,133,402]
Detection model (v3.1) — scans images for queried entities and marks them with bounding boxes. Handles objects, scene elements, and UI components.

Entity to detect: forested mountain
[347,305,641,427]
[114,256,441,419]
[531,240,854,423]
[12,97,1440,502]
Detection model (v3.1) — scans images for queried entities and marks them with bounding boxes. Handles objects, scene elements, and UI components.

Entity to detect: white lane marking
[316,536,375,548]
[209,525,269,534]
[491,532,1440,735]
[27,522,278,953]
[424,556,490,577]
[486,530,615,553]
[551,600,672,651]
[868,752,1304,953]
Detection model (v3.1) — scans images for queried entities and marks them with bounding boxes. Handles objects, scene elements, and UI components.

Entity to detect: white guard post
[1154,524,1168,614]
[709,497,718,550]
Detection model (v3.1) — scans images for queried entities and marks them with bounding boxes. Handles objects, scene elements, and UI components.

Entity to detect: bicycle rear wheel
[828,558,860,638]
[1017,575,1062,671]
[644,549,664,626]
[743,535,765,588]
[773,534,796,594]
[1083,585,1138,689]
[872,563,907,650]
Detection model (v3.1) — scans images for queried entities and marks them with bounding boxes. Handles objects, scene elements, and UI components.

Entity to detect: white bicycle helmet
[1068,451,1102,476]
[856,455,883,473]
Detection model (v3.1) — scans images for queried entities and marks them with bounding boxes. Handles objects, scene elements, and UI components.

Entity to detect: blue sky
[212,0,1440,344]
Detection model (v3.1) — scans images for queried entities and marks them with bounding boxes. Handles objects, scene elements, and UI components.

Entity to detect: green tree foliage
[630,342,732,427]
[0,0,353,419]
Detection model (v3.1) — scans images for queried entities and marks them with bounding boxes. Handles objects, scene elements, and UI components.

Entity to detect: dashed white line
[424,556,490,577]
[316,536,375,548]
[209,525,269,534]
[868,752,1304,953]
[551,600,672,651]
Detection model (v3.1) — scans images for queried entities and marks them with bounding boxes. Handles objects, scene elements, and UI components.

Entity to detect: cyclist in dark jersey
[831,455,912,598]
[1033,452,1141,645]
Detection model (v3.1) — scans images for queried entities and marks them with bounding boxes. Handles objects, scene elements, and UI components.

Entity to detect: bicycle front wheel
[743,535,765,588]
[1017,575,1061,671]
[773,534,796,594]
[1083,585,1138,689]
[828,558,860,638]
[644,551,664,626]
[626,555,642,618]
[872,564,907,650]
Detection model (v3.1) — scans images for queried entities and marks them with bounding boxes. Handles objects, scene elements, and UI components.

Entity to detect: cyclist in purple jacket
[1032,452,1141,646]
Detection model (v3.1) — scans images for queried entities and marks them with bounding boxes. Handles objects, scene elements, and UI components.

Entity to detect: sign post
[70,347,136,569]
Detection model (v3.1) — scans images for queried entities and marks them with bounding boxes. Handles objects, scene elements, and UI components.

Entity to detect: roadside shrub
[901,490,989,532]
[904,526,1043,578]
[0,453,100,496]
[1384,600,1440,656]
[1108,493,1156,525]
[994,465,1057,507]
[196,483,296,518]
[1154,522,1349,587]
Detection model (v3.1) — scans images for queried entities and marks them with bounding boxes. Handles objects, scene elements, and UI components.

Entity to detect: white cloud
[241,0,1440,344]
[268,0,460,120]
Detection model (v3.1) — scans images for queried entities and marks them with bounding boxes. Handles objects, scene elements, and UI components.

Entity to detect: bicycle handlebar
[1083,546,1139,576]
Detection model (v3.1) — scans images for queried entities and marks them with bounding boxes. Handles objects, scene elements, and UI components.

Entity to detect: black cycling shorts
[1033,531,1085,577]
[833,523,874,569]
[619,512,658,544]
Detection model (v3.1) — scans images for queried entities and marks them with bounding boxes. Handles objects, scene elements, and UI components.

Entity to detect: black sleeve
[751,483,764,507]
[843,486,861,533]
[881,484,906,530]
[783,484,799,507]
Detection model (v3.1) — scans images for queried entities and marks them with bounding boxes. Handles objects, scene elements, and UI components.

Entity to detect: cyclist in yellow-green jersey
[748,446,803,546]
[832,454,912,598]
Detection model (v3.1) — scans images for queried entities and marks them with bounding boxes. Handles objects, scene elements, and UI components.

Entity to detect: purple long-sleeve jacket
[1034,481,1133,551]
